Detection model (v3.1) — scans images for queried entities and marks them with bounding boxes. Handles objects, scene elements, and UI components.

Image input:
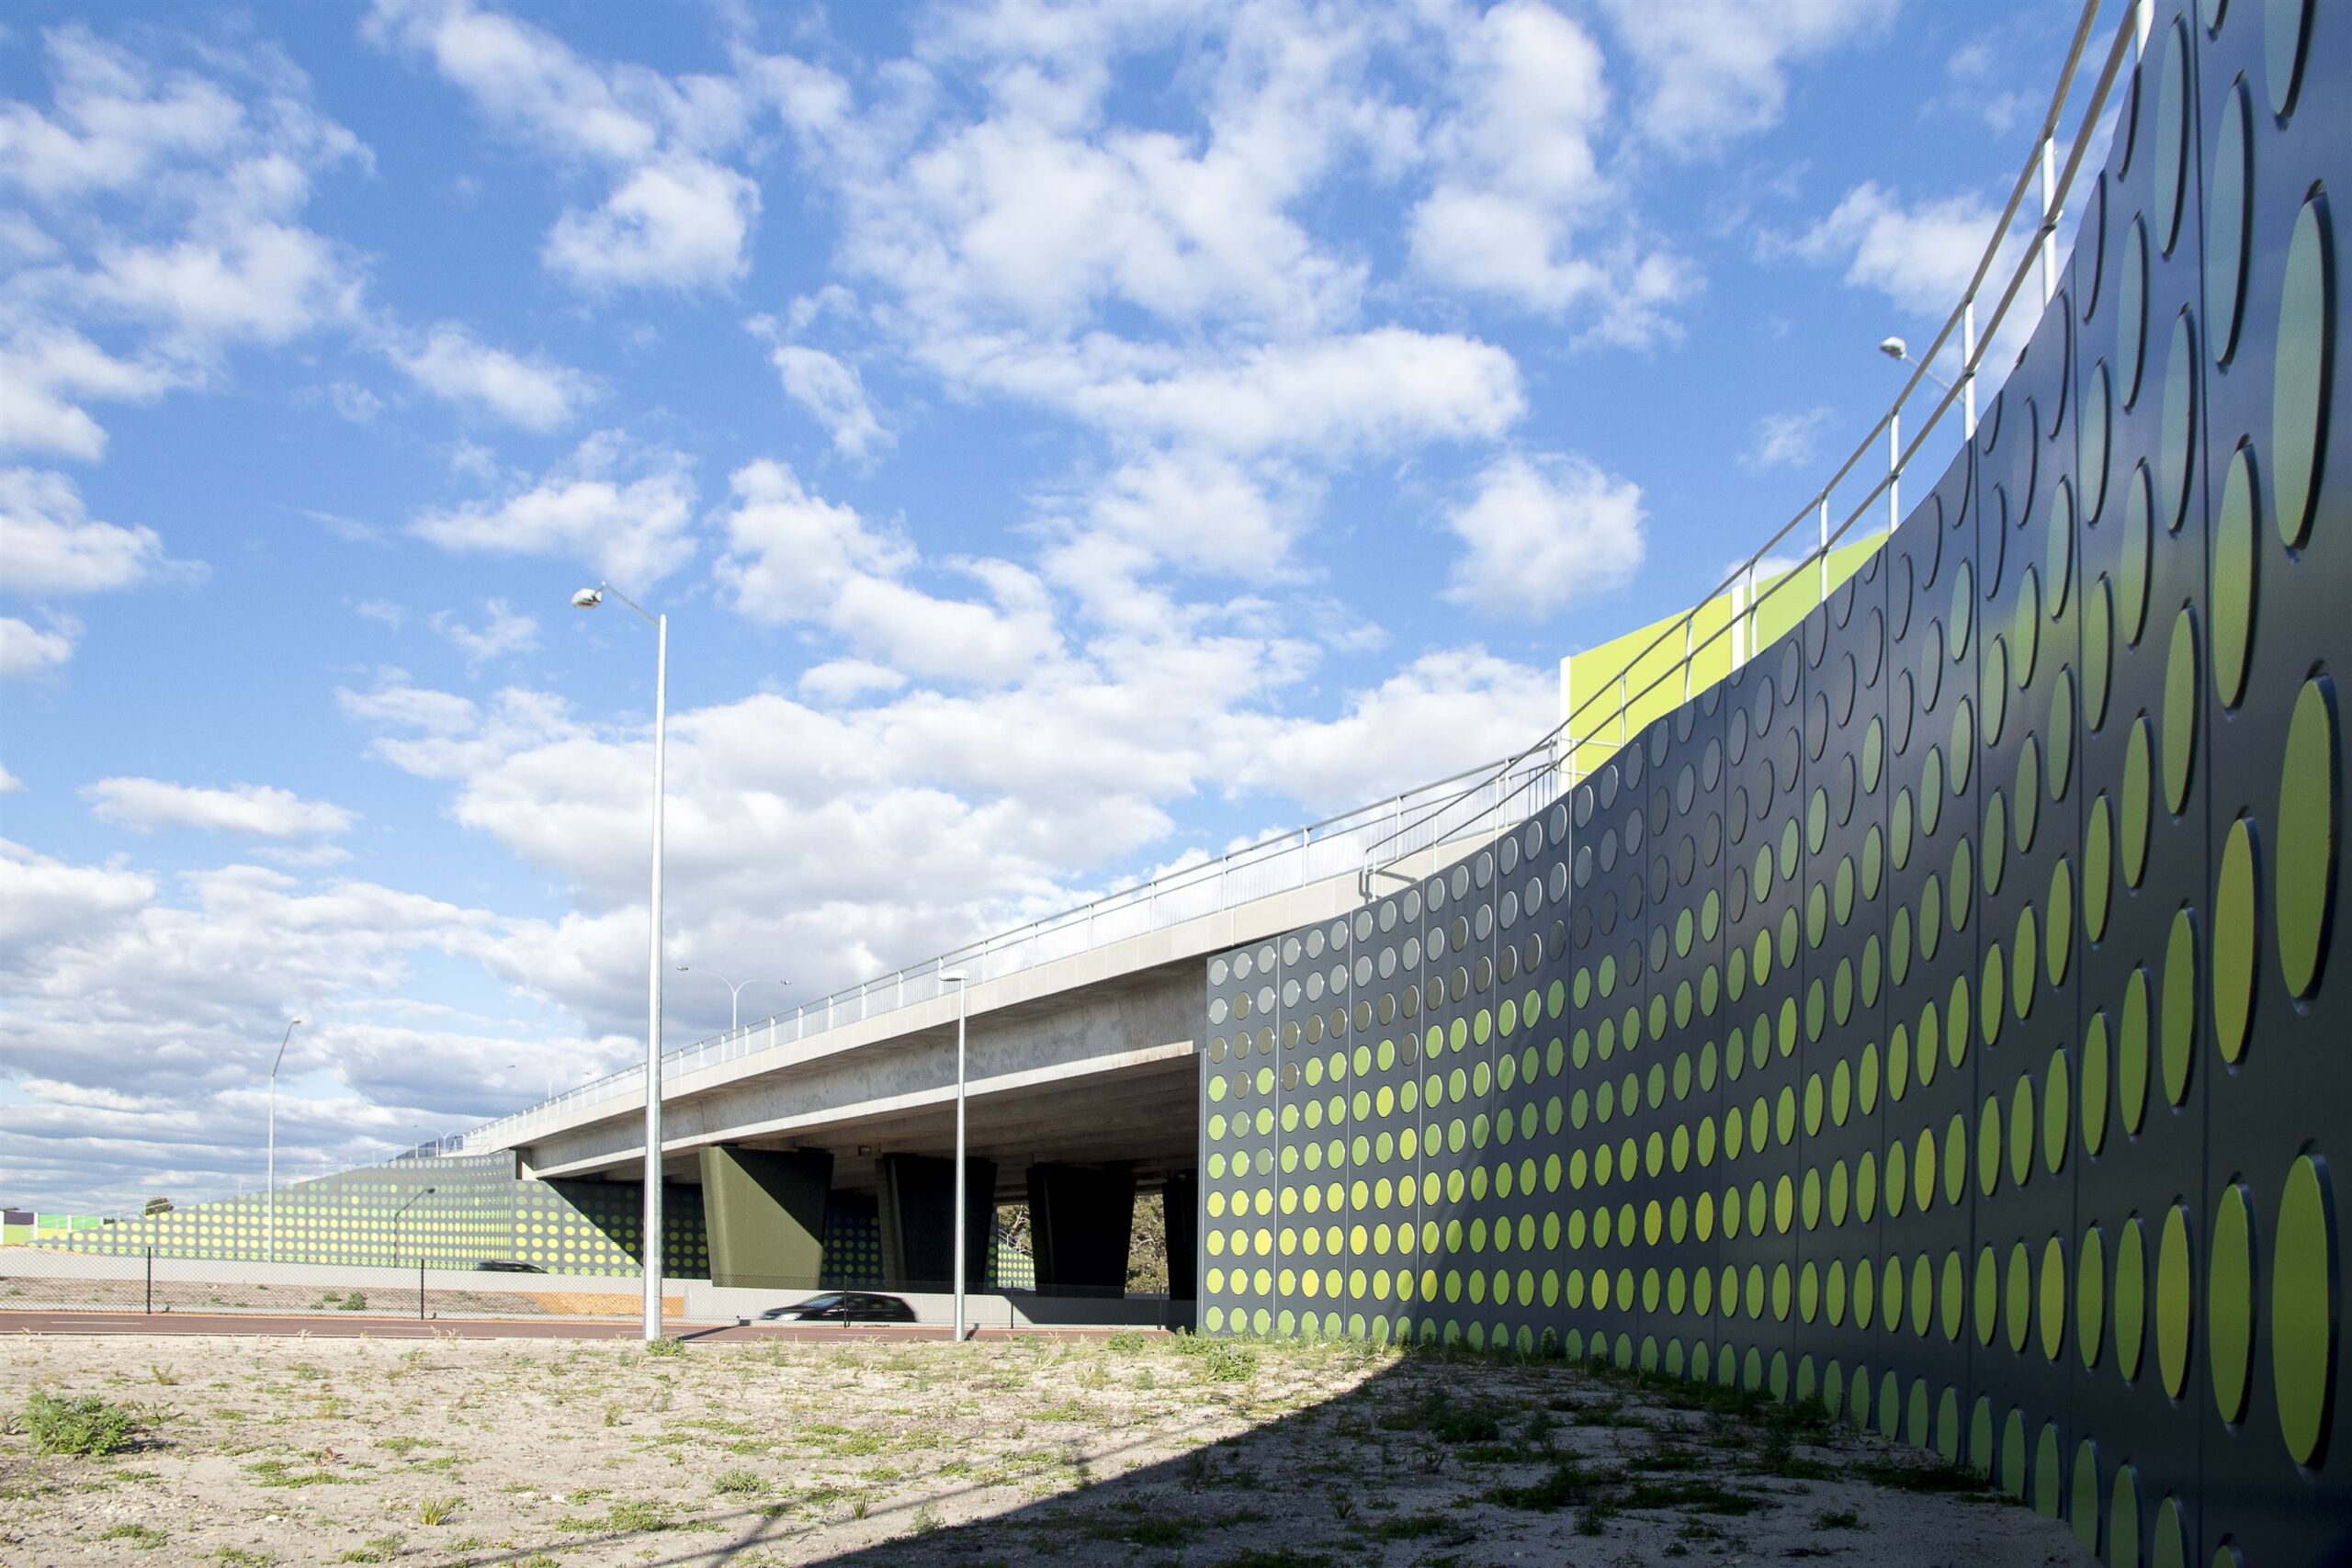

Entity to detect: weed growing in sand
[96,1523,167,1550]
[714,1468,764,1496]
[334,1535,401,1562]
[417,1494,460,1525]
[17,1391,134,1457]
[644,1337,684,1359]
[148,1364,181,1387]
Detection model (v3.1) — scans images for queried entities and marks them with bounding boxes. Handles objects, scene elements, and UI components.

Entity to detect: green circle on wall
[2211,448,2257,708]
[2214,819,2257,1065]
[2079,1224,2107,1370]
[2273,1153,2335,1466]
[2086,796,2115,940]
[2110,1466,2142,1566]
[2152,1496,2188,1568]
[2123,720,2154,887]
[2162,908,2197,1107]
[2164,610,2199,814]
[2155,23,2190,255]
[2158,1205,2193,1399]
[2161,315,2199,529]
[2086,578,2114,728]
[2210,1183,2255,1425]
[2082,1011,2110,1156]
[2206,83,2251,363]
[2120,465,2154,643]
[2273,197,2330,547]
[2117,1217,2148,1381]
[2120,969,2152,1134]
[2277,679,2337,998]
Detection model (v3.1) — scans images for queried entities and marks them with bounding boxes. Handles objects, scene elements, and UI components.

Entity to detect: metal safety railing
[458,751,1567,1153]
[1356,0,2143,899]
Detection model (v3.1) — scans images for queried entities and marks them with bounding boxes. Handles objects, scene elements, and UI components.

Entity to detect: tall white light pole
[675,967,788,1032]
[266,1018,304,1263]
[940,971,971,1343]
[572,581,669,1343]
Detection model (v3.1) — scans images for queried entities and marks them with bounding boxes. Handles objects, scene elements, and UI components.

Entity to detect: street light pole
[266,1018,304,1263]
[572,581,669,1344]
[395,1186,436,1320]
[941,971,970,1343]
[675,967,789,1032]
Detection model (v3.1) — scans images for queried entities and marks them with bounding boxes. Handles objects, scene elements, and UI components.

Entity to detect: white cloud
[0,614,77,678]
[0,468,186,594]
[354,599,407,630]
[1400,0,1694,337]
[82,778,356,840]
[0,26,244,200]
[542,155,758,292]
[1747,407,1836,469]
[715,459,1060,684]
[390,323,597,431]
[1600,0,1894,153]
[1782,180,2007,316]
[749,321,887,459]
[798,659,908,705]
[409,430,697,588]
[1443,453,1646,619]
[433,597,539,671]
[1057,328,1524,457]
[0,28,368,457]
[0,836,153,947]
[0,762,22,794]
[369,0,764,292]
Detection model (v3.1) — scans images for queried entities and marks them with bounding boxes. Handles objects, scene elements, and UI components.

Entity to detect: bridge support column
[876,1153,995,1292]
[1162,1169,1197,1301]
[698,1146,832,1291]
[1025,1163,1135,1294]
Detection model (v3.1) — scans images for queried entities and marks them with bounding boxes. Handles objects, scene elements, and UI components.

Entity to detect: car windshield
[790,1294,844,1311]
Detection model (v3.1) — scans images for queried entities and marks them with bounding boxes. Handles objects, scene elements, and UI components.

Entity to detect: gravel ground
[0,1331,2089,1567]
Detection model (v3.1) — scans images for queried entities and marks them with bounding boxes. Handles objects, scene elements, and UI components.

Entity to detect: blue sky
[1,0,2083,1210]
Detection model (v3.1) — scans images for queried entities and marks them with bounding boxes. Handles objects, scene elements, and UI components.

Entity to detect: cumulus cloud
[81,778,356,840]
[1746,407,1836,470]
[1443,453,1646,619]
[715,460,1060,684]
[409,430,697,588]
[0,468,187,594]
[1600,0,1893,153]
[389,323,597,430]
[1781,180,2009,316]
[433,598,539,671]
[368,0,764,292]
[747,314,888,459]
[0,614,78,678]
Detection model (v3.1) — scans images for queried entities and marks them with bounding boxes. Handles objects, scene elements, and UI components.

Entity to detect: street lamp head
[571,586,605,610]
[1878,336,1909,362]
[940,971,968,984]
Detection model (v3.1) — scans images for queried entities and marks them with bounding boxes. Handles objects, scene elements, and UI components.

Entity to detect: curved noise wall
[1199,2,2346,1561]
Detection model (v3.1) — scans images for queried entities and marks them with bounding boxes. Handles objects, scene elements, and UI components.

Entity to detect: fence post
[145,1247,153,1315]
[418,1259,426,1322]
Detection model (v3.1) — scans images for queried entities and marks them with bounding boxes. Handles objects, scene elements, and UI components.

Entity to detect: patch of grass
[1365,1511,1471,1544]
[1104,1331,1148,1355]
[1852,1459,1990,1495]
[17,1392,134,1457]
[336,1291,368,1312]
[335,1536,402,1563]
[96,1523,167,1550]
[514,1557,559,1568]
[417,1494,460,1525]
[245,1458,345,1488]
[1083,1515,1193,1547]
[210,1550,273,1567]
[1487,1457,1606,1512]
[1374,1389,1504,1443]
[1815,1506,1864,1529]
[1216,1551,1332,1568]
[642,1337,684,1359]
[1618,1477,1763,1516]
[713,1467,764,1496]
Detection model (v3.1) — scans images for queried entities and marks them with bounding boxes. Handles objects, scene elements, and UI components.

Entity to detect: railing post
[2038,134,2059,307]
[1817,498,1830,600]
[1888,407,1902,532]
[145,1247,153,1315]
[1962,299,1979,438]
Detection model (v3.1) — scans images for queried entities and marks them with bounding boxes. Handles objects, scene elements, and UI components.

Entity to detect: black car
[760,1292,917,1323]
[473,1259,547,1273]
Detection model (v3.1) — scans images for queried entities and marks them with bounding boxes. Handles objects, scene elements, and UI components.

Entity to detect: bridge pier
[876,1153,995,1292]
[698,1145,832,1291]
[1024,1163,1135,1293]
[1162,1169,1196,1303]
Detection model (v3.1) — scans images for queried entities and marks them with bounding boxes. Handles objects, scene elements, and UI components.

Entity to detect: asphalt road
[0,1310,1147,1342]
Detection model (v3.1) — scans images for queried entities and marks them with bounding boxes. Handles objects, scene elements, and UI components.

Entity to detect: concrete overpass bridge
[452,755,1570,1295]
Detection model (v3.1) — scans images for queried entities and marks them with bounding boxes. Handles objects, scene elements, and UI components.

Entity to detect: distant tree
[142,1196,174,1216]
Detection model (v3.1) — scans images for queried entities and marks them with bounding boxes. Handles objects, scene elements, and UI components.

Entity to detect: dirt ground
[0,1330,2090,1567]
